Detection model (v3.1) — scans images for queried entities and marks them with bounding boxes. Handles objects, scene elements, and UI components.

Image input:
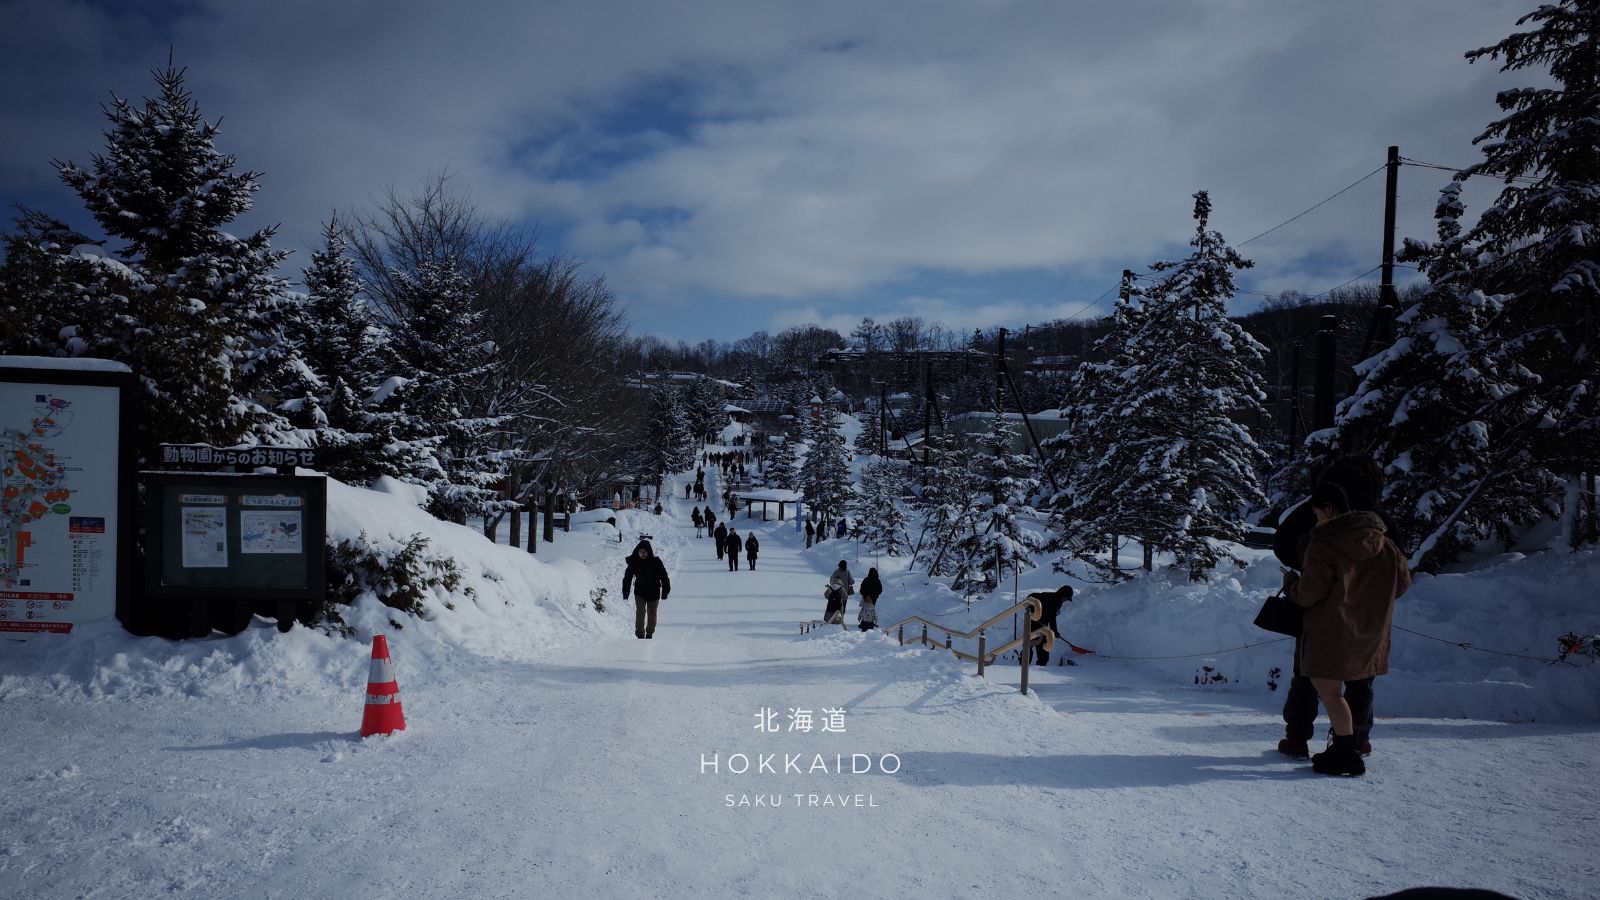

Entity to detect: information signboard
[142,472,326,596]
[0,358,135,636]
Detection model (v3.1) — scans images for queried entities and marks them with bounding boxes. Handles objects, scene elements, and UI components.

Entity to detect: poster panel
[0,378,122,634]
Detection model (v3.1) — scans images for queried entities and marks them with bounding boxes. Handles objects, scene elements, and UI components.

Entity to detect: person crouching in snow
[1026,585,1073,666]
[725,527,742,571]
[622,539,671,639]
[1288,482,1410,777]
[744,532,760,570]
[858,567,882,632]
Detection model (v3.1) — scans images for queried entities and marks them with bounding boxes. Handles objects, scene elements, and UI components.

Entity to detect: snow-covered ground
[0,461,1595,898]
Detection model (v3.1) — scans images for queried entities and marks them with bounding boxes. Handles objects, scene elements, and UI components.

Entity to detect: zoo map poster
[0,381,121,635]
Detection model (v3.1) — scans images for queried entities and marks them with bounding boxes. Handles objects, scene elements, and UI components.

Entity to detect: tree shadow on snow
[891,750,1313,789]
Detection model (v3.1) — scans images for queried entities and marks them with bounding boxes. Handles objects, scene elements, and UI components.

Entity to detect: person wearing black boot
[744,532,759,570]
[622,539,670,639]
[714,522,728,559]
[725,528,742,571]
[1289,483,1411,776]
[1273,454,1396,758]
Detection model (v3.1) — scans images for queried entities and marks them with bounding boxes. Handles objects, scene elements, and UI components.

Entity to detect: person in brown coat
[1289,482,1411,776]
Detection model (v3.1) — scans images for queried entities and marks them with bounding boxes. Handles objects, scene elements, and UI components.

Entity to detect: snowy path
[1,467,1595,899]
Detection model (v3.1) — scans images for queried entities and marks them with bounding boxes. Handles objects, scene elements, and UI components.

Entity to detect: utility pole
[1379,145,1401,335]
[878,381,888,456]
[922,359,935,481]
[995,328,1007,414]
[1314,315,1338,432]
[1288,340,1304,457]
[1351,146,1404,395]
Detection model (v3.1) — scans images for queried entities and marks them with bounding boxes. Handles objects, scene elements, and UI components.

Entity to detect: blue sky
[0,0,1526,342]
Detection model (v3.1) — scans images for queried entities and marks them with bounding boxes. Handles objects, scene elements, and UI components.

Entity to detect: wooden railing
[803,595,1055,694]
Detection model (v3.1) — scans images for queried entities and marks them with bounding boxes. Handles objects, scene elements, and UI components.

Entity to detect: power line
[1236,164,1388,248]
[1399,157,1542,185]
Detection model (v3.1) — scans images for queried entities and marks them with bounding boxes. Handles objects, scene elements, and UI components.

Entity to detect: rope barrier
[1060,627,1579,666]
[1059,636,1292,660]
[1390,625,1578,667]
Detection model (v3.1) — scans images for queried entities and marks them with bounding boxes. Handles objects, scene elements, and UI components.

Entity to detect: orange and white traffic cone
[360,634,406,738]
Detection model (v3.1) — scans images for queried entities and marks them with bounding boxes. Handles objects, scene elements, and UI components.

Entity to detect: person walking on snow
[744,532,760,570]
[704,508,716,537]
[714,522,728,559]
[691,507,704,538]
[622,539,670,639]
[1288,482,1411,777]
[835,517,847,539]
[725,528,742,571]
[805,519,815,549]
[824,560,854,623]
[858,567,882,632]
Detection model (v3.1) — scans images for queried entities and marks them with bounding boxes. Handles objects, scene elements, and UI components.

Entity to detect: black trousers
[634,599,658,637]
[747,554,756,570]
[1283,674,1375,741]
[728,553,739,571]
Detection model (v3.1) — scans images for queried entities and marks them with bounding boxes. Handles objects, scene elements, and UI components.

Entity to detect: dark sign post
[138,471,326,637]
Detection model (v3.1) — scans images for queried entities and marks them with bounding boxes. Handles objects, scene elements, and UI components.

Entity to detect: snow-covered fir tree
[1316,184,1513,561]
[763,426,800,490]
[280,217,412,485]
[384,256,507,523]
[950,412,1046,595]
[636,385,696,494]
[797,403,854,521]
[0,210,132,361]
[912,429,985,579]
[44,62,299,458]
[1045,271,1152,581]
[851,458,912,557]
[1318,2,1599,566]
[852,396,886,458]
[684,377,731,445]
[1052,193,1270,581]
[1450,0,1598,555]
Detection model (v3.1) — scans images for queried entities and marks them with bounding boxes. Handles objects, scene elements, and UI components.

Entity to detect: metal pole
[921,624,928,647]
[1314,315,1338,431]
[1379,146,1400,320]
[1020,616,1032,695]
[898,624,904,646]
[978,632,987,677]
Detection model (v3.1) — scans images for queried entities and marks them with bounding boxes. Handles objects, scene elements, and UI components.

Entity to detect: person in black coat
[804,519,815,548]
[1027,585,1073,665]
[725,528,742,571]
[1273,453,1397,758]
[691,507,704,538]
[745,532,760,570]
[714,522,728,558]
[622,539,670,639]
[704,508,717,537]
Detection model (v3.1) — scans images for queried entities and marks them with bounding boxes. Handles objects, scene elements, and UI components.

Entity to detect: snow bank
[1055,548,1600,724]
[865,540,1599,724]
[0,477,626,702]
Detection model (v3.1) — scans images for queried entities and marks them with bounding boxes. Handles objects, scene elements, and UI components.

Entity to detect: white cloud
[0,0,1528,339]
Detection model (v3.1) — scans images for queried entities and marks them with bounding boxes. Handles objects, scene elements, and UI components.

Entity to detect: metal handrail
[881,595,1042,642]
[881,595,1054,694]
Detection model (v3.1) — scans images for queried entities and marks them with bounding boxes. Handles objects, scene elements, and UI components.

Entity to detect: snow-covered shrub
[324,531,473,628]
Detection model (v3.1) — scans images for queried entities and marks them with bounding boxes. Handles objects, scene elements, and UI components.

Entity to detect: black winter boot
[1311,734,1365,776]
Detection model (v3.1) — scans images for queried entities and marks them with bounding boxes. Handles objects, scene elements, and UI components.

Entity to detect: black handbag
[1252,588,1303,637]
